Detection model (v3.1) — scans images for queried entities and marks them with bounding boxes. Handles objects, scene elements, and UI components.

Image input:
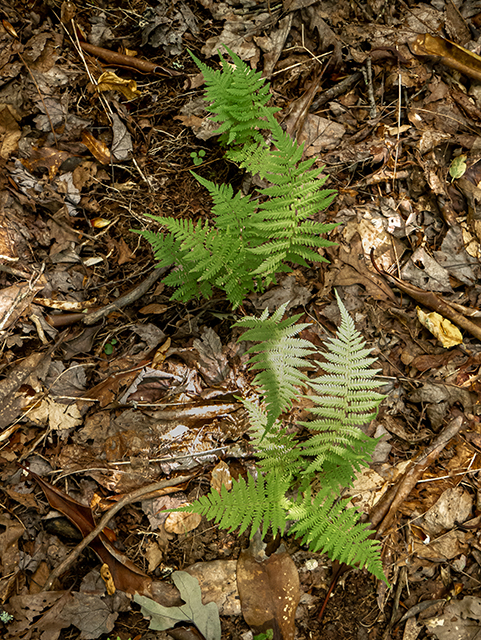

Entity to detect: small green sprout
[0,610,13,624]
[449,154,467,181]
[190,149,206,166]
[104,338,118,355]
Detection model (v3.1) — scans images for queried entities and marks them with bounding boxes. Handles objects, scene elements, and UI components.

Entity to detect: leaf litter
[2,0,481,639]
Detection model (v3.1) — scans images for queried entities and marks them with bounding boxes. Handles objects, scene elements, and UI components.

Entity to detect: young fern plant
[179,292,387,582]
[132,46,337,308]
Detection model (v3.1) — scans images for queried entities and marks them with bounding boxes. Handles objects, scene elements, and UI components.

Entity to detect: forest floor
[1,0,481,639]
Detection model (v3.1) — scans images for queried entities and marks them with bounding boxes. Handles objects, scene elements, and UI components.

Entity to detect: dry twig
[42,474,194,591]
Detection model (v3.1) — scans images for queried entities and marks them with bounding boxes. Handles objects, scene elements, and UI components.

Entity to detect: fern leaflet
[289,487,385,581]
[189,47,277,148]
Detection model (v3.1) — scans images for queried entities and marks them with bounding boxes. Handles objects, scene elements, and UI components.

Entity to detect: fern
[189,48,277,148]
[132,46,337,309]
[191,471,291,539]
[243,399,301,475]
[247,119,337,277]
[179,293,387,583]
[300,297,384,491]
[289,486,383,579]
[235,303,315,432]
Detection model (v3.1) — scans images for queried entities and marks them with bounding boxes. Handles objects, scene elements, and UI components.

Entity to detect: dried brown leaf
[411,34,481,82]
[164,510,202,534]
[27,468,153,596]
[237,549,300,640]
[81,130,112,165]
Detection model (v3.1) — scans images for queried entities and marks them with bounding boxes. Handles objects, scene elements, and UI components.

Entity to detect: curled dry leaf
[416,306,463,348]
[411,33,481,83]
[95,71,142,100]
[81,130,112,165]
[100,562,116,596]
[90,217,111,229]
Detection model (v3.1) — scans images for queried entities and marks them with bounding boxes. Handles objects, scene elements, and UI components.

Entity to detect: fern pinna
[180,293,387,582]
[132,46,337,308]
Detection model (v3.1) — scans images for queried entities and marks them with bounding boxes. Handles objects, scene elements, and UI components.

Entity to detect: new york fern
[133,47,337,308]
[180,293,387,582]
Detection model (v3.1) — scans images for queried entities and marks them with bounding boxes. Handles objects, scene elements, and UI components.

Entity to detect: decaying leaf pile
[2,1,481,639]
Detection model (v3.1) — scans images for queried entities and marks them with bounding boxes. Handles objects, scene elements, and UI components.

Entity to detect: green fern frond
[191,172,262,248]
[182,472,290,538]
[300,292,384,481]
[179,295,387,583]
[235,303,315,432]
[243,124,337,276]
[189,47,277,147]
[133,47,338,308]
[289,487,385,581]
[131,224,185,269]
[164,270,213,303]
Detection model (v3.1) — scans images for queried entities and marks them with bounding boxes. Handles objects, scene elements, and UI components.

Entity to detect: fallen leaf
[81,130,112,165]
[139,303,170,315]
[210,461,232,494]
[449,154,467,180]
[185,559,241,616]
[416,306,463,348]
[90,217,112,228]
[426,596,481,640]
[29,561,50,593]
[145,540,163,573]
[413,529,468,562]
[237,547,300,640]
[26,468,154,596]
[0,514,23,602]
[0,350,52,435]
[5,591,72,639]
[111,113,133,161]
[297,114,345,156]
[0,281,45,332]
[95,71,142,100]
[27,397,83,431]
[21,146,72,180]
[0,104,21,159]
[134,571,221,640]
[193,327,231,385]
[411,33,481,83]
[422,487,473,536]
[115,237,134,265]
[100,563,116,596]
[164,509,202,534]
